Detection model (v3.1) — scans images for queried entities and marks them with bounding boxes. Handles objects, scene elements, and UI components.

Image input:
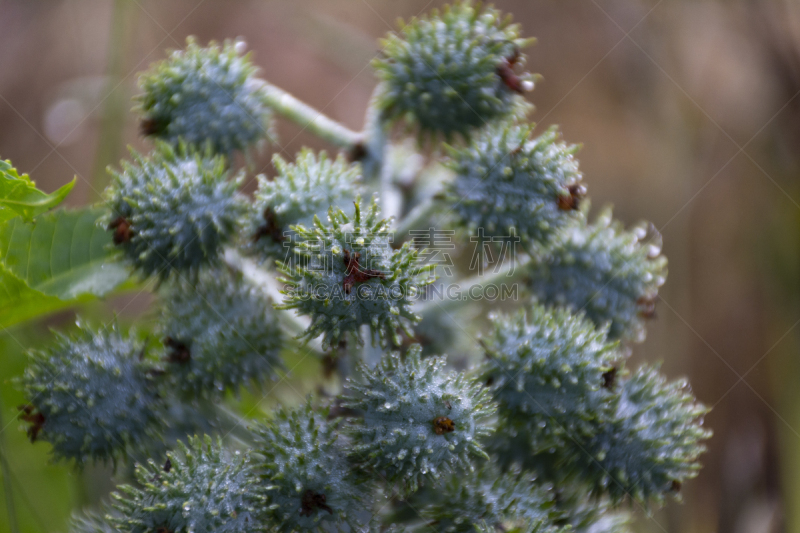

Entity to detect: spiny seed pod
[551,489,633,533]
[569,514,632,533]
[342,345,496,494]
[490,366,710,505]
[486,412,557,479]
[366,520,407,533]
[277,196,435,349]
[484,414,566,478]
[478,305,619,450]
[252,400,373,532]
[17,322,163,466]
[246,149,360,262]
[445,124,584,246]
[373,1,535,140]
[526,206,667,342]
[105,142,247,281]
[68,510,120,533]
[421,464,556,533]
[112,436,262,533]
[136,37,274,155]
[570,365,711,505]
[159,269,283,398]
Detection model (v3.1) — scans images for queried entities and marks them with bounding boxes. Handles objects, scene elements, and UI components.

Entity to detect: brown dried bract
[433,416,455,435]
[637,296,657,319]
[18,404,45,443]
[252,207,285,244]
[164,337,191,364]
[342,249,385,294]
[140,117,167,137]
[602,367,618,389]
[496,45,527,94]
[322,339,348,379]
[300,489,333,517]
[347,141,367,163]
[321,354,338,379]
[108,216,134,245]
[557,184,586,211]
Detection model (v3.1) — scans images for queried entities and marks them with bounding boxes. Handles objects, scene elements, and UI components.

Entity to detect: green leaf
[0,264,69,329]
[0,208,129,300]
[0,159,75,223]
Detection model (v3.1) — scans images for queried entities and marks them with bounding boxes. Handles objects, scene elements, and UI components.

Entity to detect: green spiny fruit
[159,269,283,398]
[525,206,667,342]
[421,464,557,533]
[569,365,711,504]
[252,400,374,532]
[484,415,561,477]
[342,345,496,494]
[550,488,632,533]
[105,142,247,281]
[246,149,360,262]
[17,322,163,466]
[445,124,584,246]
[136,37,274,155]
[489,365,710,505]
[373,0,535,141]
[568,513,631,533]
[112,436,262,533]
[68,510,120,533]
[277,195,435,349]
[478,305,619,450]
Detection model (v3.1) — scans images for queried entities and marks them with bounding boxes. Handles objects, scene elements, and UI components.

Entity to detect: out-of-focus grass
[0,325,79,533]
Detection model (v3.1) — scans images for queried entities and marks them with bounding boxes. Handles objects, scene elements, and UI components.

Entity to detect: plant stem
[90,0,138,197]
[261,83,362,149]
[379,153,403,222]
[415,255,531,315]
[364,94,404,220]
[394,195,441,243]
[222,249,324,355]
[359,86,388,182]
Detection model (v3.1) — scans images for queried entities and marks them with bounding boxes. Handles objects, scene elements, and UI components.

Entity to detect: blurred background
[1,0,800,531]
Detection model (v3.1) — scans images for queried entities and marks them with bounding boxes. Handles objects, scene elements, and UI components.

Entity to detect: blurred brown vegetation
[3,0,800,531]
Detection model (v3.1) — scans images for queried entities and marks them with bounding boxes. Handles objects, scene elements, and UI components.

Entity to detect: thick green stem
[415,255,531,315]
[261,83,362,149]
[394,195,441,243]
[90,0,138,197]
[359,85,389,183]
[356,86,400,222]
[223,249,324,355]
[359,85,405,222]
[379,154,403,222]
